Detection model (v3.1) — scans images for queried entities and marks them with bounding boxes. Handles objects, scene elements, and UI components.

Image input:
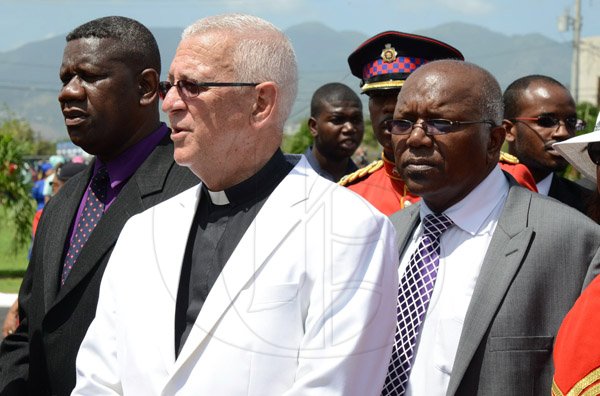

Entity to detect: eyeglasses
[385,118,496,136]
[511,116,586,132]
[587,142,600,165]
[158,80,259,100]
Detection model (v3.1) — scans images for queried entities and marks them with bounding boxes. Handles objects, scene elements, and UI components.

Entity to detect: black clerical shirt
[174,150,297,356]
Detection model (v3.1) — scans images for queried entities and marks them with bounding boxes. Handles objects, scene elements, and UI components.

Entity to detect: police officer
[340,31,536,215]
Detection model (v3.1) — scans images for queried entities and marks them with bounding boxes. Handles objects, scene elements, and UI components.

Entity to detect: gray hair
[476,64,504,126]
[183,14,298,129]
[456,61,503,126]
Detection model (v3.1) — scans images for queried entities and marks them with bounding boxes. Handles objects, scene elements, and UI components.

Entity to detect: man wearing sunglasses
[72,14,398,395]
[503,74,592,212]
[0,17,199,396]
[384,59,600,395]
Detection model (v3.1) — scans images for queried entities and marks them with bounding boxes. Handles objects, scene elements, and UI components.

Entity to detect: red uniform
[498,152,538,193]
[340,152,537,215]
[552,275,600,396]
[340,156,420,216]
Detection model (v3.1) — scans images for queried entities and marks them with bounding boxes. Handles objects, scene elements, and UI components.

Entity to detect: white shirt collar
[420,164,510,236]
[536,173,553,196]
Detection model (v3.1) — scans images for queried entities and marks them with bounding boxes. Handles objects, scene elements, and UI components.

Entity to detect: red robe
[552,275,600,396]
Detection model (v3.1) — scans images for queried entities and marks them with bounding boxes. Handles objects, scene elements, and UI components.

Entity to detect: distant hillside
[415,22,570,87]
[0,21,571,141]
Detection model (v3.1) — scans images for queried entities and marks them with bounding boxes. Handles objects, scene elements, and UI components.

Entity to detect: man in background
[504,74,591,212]
[0,16,198,396]
[304,82,364,182]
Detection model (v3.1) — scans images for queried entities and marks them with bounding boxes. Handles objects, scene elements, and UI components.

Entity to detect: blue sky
[1,0,599,52]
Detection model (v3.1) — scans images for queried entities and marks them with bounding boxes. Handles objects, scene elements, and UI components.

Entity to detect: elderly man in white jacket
[72,13,398,396]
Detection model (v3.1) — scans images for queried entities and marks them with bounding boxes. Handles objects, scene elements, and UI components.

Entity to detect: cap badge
[380,44,398,63]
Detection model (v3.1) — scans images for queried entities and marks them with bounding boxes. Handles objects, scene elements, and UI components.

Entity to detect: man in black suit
[503,74,592,212]
[0,16,198,395]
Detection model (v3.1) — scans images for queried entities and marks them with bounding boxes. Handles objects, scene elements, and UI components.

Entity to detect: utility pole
[572,0,581,103]
[558,0,582,102]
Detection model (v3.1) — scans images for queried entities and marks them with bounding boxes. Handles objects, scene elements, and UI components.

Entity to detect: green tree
[560,102,599,180]
[282,117,383,162]
[361,119,383,162]
[282,119,313,154]
[0,115,37,252]
[577,102,599,135]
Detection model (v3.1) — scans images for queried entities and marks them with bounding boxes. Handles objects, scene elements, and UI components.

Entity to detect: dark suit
[548,173,593,213]
[0,135,199,396]
[390,176,600,396]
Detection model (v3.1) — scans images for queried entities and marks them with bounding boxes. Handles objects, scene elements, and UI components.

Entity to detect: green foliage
[0,116,36,253]
[32,139,56,156]
[361,119,383,162]
[0,105,55,156]
[577,102,599,135]
[282,117,383,163]
[282,119,313,154]
[0,207,28,277]
[561,102,599,180]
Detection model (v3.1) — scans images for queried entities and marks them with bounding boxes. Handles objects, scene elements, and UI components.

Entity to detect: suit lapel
[52,138,176,305]
[170,158,315,376]
[41,165,92,311]
[390,204,421,264]
[151,184,201,368]
[446,185,534,395]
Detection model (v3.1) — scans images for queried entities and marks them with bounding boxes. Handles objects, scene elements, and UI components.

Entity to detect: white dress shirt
[400,165,509,396]
[535,173,553,196]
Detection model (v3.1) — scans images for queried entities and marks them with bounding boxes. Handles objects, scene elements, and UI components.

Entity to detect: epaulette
[499,151,519,165]
[338,160,384,186]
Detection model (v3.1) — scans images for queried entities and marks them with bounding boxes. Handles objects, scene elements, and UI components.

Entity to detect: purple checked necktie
[382,213,454,396]
[61,166,109,286]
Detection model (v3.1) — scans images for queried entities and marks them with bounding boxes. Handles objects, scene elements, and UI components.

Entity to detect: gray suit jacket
[390,177,600,396]
[0,134,199,396]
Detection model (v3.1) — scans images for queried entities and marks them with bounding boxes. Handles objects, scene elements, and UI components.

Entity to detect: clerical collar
[203,149,291,207]
[206,189,230,205]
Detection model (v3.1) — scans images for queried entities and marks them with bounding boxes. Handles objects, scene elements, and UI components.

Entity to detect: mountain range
[0,21,571,141]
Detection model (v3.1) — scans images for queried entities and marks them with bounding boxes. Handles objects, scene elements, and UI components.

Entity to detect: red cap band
[362,56,428,80]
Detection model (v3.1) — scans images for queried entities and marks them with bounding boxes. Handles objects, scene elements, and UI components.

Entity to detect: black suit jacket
[548,173,593,214]
[0,135,199,396]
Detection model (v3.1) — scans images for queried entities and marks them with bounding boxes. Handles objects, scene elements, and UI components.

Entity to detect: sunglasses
[512,116,586,132]
[587,142,600,165]
[158,80,259,100]
[385,118,495,136]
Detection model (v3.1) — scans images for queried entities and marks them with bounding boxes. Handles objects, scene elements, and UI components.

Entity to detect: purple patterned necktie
[382,213,454,396]
[61,166,109,286]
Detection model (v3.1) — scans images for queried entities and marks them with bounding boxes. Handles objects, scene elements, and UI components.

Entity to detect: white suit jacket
[73,157,398,396]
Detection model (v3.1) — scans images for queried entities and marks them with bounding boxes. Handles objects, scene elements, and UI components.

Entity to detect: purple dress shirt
[66,123,170,247]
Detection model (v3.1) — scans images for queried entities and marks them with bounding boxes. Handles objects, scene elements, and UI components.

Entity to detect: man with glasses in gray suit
[383,59,600,396]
